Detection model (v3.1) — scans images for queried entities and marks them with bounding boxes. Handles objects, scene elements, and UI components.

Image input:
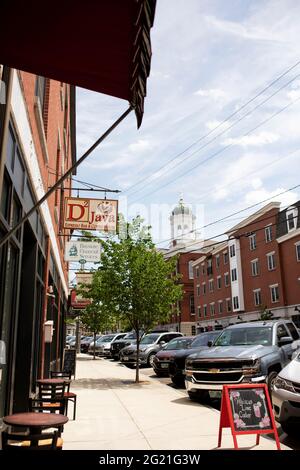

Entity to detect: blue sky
[74,0,300,249]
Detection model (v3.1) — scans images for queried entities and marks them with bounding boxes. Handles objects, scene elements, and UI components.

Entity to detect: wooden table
[3,412,69,434]
[36,378,70,385]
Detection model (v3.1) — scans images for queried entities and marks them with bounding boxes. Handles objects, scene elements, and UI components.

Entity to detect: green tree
[259,305,274,321]
[81,217,183,382]
[80,303,104,359]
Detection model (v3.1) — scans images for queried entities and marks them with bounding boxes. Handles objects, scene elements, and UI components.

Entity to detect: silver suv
[272,350,300,436]
[120,331,183,367]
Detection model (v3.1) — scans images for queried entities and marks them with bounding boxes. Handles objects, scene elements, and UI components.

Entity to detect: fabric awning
[0,0,156,127]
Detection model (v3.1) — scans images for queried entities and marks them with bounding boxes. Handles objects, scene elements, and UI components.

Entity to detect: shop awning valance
[0,0,156,127]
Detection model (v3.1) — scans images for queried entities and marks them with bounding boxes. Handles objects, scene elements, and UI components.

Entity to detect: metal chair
[2,430,60,450]
[50,371,77,420]
[29,397,66,439]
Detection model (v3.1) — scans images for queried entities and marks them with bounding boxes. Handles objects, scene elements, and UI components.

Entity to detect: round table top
[37,378,69,384]
[3,412,69,428]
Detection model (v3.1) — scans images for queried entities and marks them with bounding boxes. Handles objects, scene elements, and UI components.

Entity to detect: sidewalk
[63,354,290,450]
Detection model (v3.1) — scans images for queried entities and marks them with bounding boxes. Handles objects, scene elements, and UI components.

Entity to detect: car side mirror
[159,341,166,347]
[278,336,293,346]
[207,340,213,347]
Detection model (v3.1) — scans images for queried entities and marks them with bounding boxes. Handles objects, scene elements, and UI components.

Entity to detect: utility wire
[156,183,300,247]
[131,94,300,204]
[124,59,300,197]
[160,212,299,259]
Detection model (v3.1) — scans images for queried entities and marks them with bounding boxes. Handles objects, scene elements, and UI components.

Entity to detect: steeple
[170,196,196,246]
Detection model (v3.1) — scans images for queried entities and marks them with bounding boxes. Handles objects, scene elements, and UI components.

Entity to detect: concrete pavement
[63,354,290,450]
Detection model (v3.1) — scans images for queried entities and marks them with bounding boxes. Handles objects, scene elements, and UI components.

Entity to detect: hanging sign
[65,241,101,262]
[70,289,91,310]
[64,197,118,232]
[217,384,280,450]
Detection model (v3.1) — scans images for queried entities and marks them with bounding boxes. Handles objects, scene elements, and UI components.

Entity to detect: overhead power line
[124,59,300,198]
[156,183,300,247]
[131,93,300,204]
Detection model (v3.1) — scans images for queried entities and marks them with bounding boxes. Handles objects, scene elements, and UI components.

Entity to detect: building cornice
[277,227,300,244]
[226,202,281,236]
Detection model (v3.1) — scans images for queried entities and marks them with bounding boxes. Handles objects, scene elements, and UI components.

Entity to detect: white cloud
[244,187,299,208]
[204,14,286,43]
[128,139,152,153]
[206,120,231,131]
[287,89,300,101]
[222,131,279,147]
[194,88,227,100]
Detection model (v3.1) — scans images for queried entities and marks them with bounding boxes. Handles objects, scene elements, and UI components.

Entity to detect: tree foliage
[80,217,183,381]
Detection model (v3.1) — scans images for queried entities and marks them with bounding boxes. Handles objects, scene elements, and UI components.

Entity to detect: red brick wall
[18,72,73,286]
[235,207,284,312]
[279,235,300,306]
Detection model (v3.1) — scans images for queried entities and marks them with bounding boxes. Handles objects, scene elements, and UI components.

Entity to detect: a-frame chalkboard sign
[63,348,76,378]
[218,383,280,450]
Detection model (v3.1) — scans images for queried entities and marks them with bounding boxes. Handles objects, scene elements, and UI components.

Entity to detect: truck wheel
[147,353,156,367]
[154,370,165,377]
[171,376,184,387]
[281,422,299,436]
[188,390,209,402]
[267,371,278,395]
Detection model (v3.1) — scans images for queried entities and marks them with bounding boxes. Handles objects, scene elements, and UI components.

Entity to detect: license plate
[161,363,169,368]
[123,356,128,361]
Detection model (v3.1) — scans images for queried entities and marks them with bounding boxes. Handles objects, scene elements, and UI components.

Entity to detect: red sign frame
[218,383,281,450]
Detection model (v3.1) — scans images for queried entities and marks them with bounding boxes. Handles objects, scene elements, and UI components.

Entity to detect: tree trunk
[135,332,140,383]
[93,331,96,360]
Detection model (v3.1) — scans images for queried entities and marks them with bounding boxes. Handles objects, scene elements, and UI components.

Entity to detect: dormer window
[286,206,298,232]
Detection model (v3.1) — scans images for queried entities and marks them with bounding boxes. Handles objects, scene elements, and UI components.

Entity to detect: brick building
[193,241,232,333]
[193,202,300,331]
[0,69,75,417]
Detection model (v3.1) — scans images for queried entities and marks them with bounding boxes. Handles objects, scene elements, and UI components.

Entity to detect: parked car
[110,331,143,360]
[95,333,127,357]
[81,336,98,353]
[120,332,183,367]
[185,320,300,401]
[272,350,300,435]
[88,335,104,354]
[168,331,221,385]
[152,336,195,377]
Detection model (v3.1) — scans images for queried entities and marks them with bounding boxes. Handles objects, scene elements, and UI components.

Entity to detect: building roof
[191,241,227,267]
[226,202,281,236]
[0,0,156,128]
[171,197,192,216]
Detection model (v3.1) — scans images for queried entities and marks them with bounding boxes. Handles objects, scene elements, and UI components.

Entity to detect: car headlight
[243,359,261,375]
[185,359,194,369]
[274,376,295,392]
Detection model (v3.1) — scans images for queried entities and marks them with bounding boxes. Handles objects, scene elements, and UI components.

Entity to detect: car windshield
[214,327,272,346]
[191,332,220,347]
[164,338,193,350]
[140,334,160,345]
[123,333,137,340]
[98,335,116,343]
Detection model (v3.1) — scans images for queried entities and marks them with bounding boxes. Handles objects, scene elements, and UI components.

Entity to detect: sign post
[218,383,281,450]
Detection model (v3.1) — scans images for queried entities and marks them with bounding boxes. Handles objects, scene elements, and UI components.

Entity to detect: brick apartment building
[0,68,76,417]
[193,202,300,332]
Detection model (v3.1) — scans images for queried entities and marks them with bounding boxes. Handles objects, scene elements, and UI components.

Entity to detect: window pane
[0,173,11,220]
[6,126,15,170]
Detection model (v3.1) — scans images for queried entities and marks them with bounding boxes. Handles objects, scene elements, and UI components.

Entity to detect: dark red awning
[0,0,156,127]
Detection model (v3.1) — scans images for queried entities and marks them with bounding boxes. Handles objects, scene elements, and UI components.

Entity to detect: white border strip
[11,70,68,298]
